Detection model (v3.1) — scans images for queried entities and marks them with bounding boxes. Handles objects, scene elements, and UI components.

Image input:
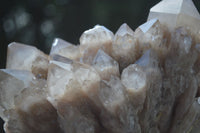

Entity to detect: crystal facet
[50,38,81,61]
[112,23,138,70]
[148,0,200,34]
[1,1,200,133]
[6,42,49,79]
[80,25,114,64]
[92,49,119,80]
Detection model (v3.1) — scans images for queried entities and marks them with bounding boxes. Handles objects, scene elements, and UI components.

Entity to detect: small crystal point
[6,42,49,79]
[135,19,168,55]
[112,23,138,70]
[80,25,114,64]
[50,38,81,61]
[115,23,134,37]
[92,49,119,80]
[51,38,72,53]
[139,18,158,33]
[80,25,114,47]
[148,0,200,33]
[74,63,100,93]
[121,64,147,109]
[47,60,74,102]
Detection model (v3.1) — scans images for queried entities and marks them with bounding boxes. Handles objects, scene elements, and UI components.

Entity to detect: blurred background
[0,0,200,132]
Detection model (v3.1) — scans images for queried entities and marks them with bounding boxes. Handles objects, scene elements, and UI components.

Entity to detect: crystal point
[148,0,200,33]
[115,23,134,37]
[135,19,168,56]
[98,76,125,113]
[6,42,49,79]
[112,23,138,70]
[92,49,119,80]
[80,25,114,64]
[0,69,34,119]
[121,64,147,109]
[80,25,114,47]
[139,18,158,33]
[50,38,81,61]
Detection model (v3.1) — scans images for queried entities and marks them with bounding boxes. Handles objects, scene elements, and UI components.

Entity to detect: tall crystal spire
[148,0,200,33]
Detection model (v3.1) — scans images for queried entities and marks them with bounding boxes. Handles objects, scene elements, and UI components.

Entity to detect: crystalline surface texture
[1,1,200,133]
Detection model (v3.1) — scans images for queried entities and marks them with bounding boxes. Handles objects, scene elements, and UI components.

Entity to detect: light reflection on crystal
[1,1,200,133]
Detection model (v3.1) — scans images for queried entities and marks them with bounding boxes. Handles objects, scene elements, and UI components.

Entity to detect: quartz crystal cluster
[1,0,200,133]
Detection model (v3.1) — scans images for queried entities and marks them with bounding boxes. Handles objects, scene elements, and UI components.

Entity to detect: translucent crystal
[139,18,158,33]
[136,55,162,133]
[121,64,147,110]
[98,76,141,133]
[172,27,192,54]
[48,59,101,133]
[98,76,125,113]
[57,96,101,133]
[6,42,49,79]
[0,69,34,120]
[92,49,119,80]
[112,23,138,70]
[148,0,200,34]
[135,49,158,68]
[50,38,81,61]
[1,5,200,132]
[80,25,114,64]
[48,57,100,103]
[47,60,74,104]
[80,25,113,47]
[74,63,100,93]
[135,19,168,55]
[4,80,62,133]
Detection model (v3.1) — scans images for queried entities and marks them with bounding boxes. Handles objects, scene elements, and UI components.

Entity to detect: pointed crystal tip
[115,23,134,37]
[92,49,119,80]
[148,0,200,33]
[79,25,114,46]
[139,18,158,33]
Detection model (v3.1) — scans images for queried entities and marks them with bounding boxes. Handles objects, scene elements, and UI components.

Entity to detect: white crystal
[122,64,147,93]
[139,18,158,33]
[121,64,147,108]
[48,57,100,104]
[115,23,134,37]
[112,23,138,70]
[6,42,49,78]
[80,25,114,47]
[135,19,168,55]
[92,49,119,80]
[98,76,125,113]
[148,0,200,33]
[173,27,192,54]
[79,25,114,64]
[50,38,81,60]
[0,69,34,120]
[47,60,74,102]
[74,65,100,93]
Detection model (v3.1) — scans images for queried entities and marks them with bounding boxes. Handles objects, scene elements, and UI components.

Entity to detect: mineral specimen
[1,0,200,133]
[148,0,200,34]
